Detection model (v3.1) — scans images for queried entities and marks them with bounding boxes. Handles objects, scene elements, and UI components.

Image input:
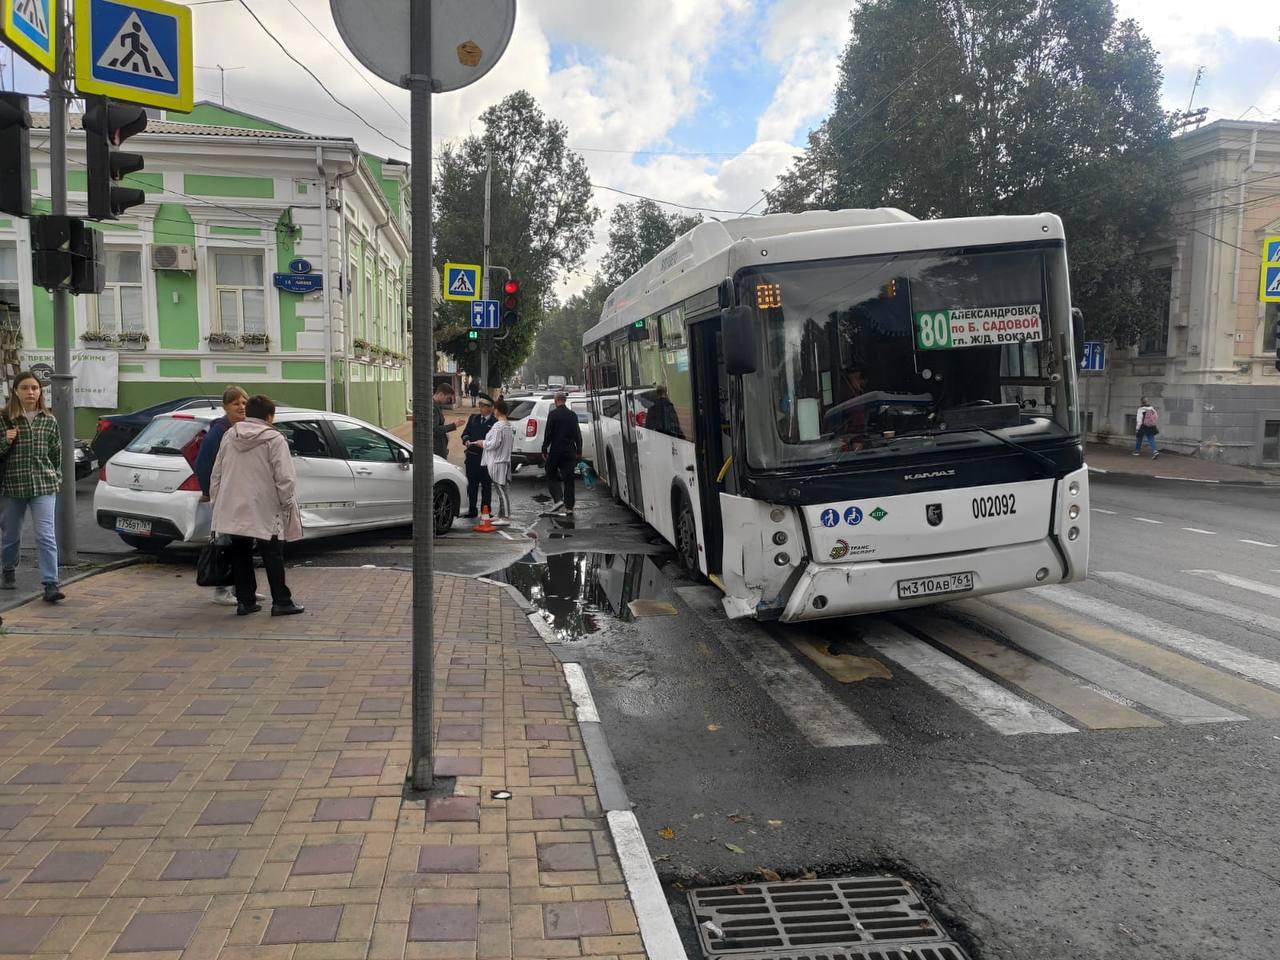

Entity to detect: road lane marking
[1132,517,1163,524]
[908,614,1162,730]
[859,620,1076,735]
[1092,571,1280,639]
[1186,570,1280,601]
[1022,589,1280,714]
[1093,508,1118,515]
[1239,539,1278,548]
[562,663,599,723]
[952,601,1244,725]
[675,586,884,747]
[1182,528,1217,535]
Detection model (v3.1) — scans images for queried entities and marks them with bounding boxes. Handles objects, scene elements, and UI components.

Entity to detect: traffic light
[501,279,520,327]
[0,93,31,217]
[468,330,478,340]
[83,96,147,220]
[31,217,104,294]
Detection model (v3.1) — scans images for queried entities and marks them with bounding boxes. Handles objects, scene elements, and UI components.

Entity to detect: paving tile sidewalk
[1086,442,1280,484]
[0,564,649,960]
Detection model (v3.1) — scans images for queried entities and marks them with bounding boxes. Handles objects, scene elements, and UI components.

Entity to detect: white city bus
[582,208,1090,622]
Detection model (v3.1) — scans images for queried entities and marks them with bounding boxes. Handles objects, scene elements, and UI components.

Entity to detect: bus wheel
[607,454,622,504]
[674,495,699,573]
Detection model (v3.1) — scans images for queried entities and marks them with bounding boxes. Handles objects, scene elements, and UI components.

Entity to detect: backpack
[1142,407,1158,428]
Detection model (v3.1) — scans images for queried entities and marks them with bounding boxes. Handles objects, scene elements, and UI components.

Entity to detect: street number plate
[897,571,974,600]
[115,518,152,536]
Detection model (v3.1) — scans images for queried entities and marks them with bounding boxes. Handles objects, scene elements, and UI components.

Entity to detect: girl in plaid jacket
[0,371,63,602]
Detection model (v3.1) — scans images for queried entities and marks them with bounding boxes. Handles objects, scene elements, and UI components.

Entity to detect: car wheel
[607,453,622,504]
[433,482,459,536]
[674,494,699,574]
[119,534,171,555]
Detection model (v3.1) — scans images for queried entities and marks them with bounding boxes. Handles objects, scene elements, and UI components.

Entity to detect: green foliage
[434,91,599,387]
[525,281,610,385]
[770,0,1179,345]
[599,199,702,291]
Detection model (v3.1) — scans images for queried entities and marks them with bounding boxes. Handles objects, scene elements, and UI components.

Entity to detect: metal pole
[479,146,491,390]
[49,0,77,565]
[408,0,434,791]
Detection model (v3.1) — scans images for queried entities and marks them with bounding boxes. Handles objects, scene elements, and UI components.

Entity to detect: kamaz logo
[904,469,956,481]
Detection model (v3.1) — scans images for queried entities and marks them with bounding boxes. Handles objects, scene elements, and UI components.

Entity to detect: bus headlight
[772,531,788,546]
[1068,527,1080,541]
[1069,504,1080,520]
[770,507,786,523]
[1069,481,1080,496]
[774,552,790,566]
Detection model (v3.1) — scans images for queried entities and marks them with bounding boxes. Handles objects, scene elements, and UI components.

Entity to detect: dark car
[90,396,222,469]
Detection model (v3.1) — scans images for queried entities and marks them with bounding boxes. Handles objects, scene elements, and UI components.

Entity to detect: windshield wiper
[939,426,1058,476]
[145,445,186,456]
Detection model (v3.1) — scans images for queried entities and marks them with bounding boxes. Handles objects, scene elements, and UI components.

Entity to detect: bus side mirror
[1070,307,1085,368]
[722,306,757,375]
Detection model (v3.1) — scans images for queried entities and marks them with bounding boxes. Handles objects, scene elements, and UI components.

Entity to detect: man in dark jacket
[460,394,495,517]
[541,392,582,514]
[432,383,460,459]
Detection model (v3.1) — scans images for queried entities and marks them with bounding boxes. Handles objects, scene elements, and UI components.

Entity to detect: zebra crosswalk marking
[952,601,1245,725]
[1186,570,1280,601]
[999,592,1280,718]
[1092,571,1280,639]
[911,614,1162,729]
[860,620,1076,736]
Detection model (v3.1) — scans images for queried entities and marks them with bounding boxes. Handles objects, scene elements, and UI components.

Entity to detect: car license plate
[897,572,974,600]
[115,518,152,536]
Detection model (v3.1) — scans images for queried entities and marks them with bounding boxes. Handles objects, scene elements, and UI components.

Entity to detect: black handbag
[196,534,234,587]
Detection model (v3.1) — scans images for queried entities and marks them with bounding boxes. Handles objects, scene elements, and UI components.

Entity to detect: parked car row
[93,407,468,553]
[503,392,596,473]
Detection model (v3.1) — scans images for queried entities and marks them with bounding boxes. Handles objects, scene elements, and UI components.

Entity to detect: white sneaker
[212,589,237,607]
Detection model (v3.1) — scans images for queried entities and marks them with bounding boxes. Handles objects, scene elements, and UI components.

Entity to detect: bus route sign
[914,304,1043,351]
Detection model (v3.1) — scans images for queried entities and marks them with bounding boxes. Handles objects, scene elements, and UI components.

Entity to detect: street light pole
[48,0,77,564]
[408,0,435,791]
[479,146,491,391]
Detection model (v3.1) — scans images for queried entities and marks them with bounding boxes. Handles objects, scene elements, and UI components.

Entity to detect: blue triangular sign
[449,271,474,295]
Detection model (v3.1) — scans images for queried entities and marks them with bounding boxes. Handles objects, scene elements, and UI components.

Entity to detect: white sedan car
[93,407,468,552]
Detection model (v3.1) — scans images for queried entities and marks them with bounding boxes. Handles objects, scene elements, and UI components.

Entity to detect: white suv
[505,393,595,475]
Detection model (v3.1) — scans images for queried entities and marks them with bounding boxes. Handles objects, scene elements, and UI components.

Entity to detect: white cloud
[754,0,852,143]
[1114,0,1275,69]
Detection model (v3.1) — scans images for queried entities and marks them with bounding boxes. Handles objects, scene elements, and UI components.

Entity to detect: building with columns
[1084,119,1280,466]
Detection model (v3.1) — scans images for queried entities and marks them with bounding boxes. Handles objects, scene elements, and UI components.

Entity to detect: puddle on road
[496,550,676,642]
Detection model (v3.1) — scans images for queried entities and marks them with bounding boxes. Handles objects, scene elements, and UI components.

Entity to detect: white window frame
[212,249,268,337]
[87,247,146,336]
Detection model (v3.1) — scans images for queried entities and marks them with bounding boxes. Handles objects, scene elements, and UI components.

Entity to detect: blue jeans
[1135,428,1158,453]
[2,495,59,585]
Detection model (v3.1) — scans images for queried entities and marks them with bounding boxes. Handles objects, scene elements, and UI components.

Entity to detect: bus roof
[583,208,1066,346]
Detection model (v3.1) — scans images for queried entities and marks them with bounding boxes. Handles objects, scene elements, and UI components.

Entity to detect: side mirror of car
[395,446,412,467]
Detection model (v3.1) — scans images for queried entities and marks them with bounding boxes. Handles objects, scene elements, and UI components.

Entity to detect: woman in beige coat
[210,394,304,617]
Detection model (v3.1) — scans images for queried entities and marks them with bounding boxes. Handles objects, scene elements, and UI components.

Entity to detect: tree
[769,0,1179,345]
[434,91,598,387]
[525,282,610,385]
[598,200,702,291]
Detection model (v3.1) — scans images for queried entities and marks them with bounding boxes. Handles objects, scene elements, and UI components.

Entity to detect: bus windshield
[740,245,1079,470]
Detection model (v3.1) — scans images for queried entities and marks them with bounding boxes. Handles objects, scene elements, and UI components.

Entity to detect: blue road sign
[1266,238,1280,264]
[471,299,500,329]
[74,0,193,111]
[444,261,480,301]
[1263,265,1280,304]
[1080,341,1106,372]
[3,0,56,72]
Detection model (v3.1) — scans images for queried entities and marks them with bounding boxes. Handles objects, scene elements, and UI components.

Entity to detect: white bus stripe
[954,601,1244,725]
[1093,571,1280,639]
[1186,570,1280,601]
[674,586,884,748]
[860,621,1076,736]
[1038,585,1280,691]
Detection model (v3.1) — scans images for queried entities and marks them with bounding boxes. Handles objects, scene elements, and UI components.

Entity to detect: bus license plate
[115,518,152,536]
[897,572,974,600]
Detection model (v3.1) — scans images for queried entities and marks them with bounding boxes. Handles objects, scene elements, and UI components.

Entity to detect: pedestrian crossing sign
[73,0,192,111]
[1266,236,1280,265]
[2,0,56,73]
[1262,265,1280,303]
[443,262,481,302]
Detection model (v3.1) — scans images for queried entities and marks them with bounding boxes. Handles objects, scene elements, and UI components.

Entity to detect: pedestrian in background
[194,385,264,607]
[432,382,463,459]
[468,377,480,408]
[460,394,495,518]
[541,392,582,515]
[0,372,63,602]
[1134,396,1159,460]
[478,398,514,525]
[210,394,305,617]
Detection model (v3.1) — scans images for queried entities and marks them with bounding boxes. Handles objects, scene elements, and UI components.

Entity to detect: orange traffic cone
[473,506,498,533]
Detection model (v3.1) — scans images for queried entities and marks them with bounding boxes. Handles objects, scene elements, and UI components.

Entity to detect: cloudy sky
[5,0,1277,295]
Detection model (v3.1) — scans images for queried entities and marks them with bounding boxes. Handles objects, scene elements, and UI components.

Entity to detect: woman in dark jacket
[0,372,64,602]
[193,385,255,606]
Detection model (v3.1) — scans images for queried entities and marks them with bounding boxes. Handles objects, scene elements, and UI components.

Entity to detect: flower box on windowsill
[242,342,269,353]
[117,336,148,352]
[207,336,239,352]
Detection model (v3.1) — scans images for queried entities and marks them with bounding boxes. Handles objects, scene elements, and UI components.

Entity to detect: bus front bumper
[779,537,1069,622]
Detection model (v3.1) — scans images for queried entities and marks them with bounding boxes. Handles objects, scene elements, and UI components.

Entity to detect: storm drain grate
[687,875,970,960]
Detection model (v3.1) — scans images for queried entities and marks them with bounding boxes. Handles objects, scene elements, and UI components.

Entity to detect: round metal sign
[330,0,516,92]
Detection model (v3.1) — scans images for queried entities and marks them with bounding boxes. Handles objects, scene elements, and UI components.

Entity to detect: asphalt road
[506,474,1280,960]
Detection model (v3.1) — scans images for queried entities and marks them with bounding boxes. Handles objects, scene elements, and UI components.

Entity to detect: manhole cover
[687,875,970,960]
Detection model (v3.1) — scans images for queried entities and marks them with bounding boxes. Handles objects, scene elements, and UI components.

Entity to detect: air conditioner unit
[150,244,195,271]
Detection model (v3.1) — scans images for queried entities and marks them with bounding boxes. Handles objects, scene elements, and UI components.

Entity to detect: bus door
[620,337,646,513]
[690,316,728,575]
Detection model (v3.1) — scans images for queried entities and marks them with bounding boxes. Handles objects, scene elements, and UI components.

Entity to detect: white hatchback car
[506,393,595,475]
[93,407,468,552]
